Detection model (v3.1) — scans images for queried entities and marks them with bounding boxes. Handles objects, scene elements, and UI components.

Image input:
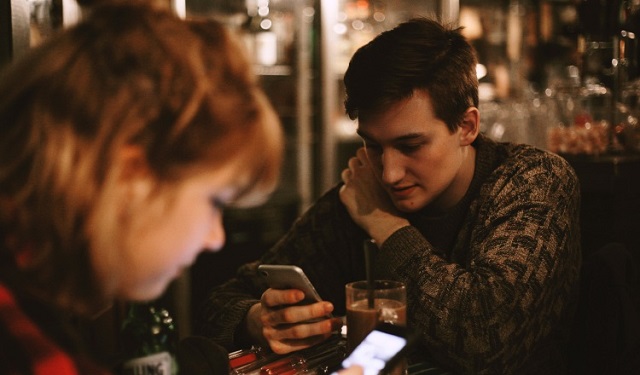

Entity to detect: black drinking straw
[363,239,376,309]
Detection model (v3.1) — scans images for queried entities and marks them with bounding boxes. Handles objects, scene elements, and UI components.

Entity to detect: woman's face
[93,159,242,301]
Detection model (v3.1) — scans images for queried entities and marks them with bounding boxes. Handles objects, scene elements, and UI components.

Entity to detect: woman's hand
[339,365,364,375]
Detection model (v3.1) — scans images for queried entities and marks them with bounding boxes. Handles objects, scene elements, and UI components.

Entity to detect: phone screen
[339,329,407,375]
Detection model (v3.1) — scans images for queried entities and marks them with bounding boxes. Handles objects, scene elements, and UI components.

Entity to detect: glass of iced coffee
[345,280,406,353]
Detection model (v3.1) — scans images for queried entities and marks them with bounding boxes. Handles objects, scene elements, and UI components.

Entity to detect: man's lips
[389,185,416,198]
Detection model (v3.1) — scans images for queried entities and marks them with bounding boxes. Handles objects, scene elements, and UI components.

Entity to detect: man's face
[357,90,476,213]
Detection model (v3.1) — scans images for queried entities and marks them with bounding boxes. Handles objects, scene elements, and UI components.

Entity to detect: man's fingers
[268,333,329,354]
[341,168,352,183]
[261,301,334,325]
[263,318,338,350]
[261,288,304,307]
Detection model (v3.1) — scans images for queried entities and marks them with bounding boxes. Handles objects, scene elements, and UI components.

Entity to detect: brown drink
[344,280,407,353]
[346,298,407,353]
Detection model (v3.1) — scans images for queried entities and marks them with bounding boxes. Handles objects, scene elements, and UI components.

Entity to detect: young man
[199,17,581,374]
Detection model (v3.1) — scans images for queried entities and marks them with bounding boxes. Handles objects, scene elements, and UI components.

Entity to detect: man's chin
[392,199,424,214]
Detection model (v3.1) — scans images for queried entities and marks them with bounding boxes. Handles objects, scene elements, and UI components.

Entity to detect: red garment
[0,283,111,375]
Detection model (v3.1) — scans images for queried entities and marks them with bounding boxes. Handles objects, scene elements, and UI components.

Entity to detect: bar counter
[560,153,640,273]
[227,334,451,375]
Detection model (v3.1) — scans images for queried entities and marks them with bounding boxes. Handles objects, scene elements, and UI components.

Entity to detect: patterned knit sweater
[199,135,582,374]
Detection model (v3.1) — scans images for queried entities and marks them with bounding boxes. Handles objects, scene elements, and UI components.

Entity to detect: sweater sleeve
[196,260,264,350]
[197,186,369,350]
[375,152,582,374]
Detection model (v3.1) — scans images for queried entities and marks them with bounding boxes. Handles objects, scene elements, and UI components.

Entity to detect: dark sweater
[199,135,582,375]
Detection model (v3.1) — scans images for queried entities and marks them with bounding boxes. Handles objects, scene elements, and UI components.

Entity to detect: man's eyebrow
[356,129,425,142]
[394,133,425,141]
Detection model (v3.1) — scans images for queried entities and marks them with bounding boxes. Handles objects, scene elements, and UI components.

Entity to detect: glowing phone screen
[340,329,407,375]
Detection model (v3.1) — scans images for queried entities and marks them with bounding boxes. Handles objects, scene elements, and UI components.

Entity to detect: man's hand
[245,288,343,354]
[339,147,409,245]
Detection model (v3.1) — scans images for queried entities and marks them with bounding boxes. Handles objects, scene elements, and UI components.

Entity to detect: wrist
[239,303,268,348]
[368,217,410,246]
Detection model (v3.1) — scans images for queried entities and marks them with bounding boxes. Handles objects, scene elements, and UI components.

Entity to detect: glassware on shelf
[546,76,613,156]
[244,0,295,68]
[480,98,533,146]
[613,78,640,153]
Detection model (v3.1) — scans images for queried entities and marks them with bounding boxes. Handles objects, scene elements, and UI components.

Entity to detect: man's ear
[459,107,480,146]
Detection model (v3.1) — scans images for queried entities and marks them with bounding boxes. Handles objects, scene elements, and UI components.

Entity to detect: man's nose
[380,150,405,185]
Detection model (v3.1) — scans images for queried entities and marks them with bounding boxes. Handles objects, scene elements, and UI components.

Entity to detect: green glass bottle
[119,301,179,375]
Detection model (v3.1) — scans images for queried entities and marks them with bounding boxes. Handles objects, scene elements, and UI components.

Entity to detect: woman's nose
[204,216,226,252]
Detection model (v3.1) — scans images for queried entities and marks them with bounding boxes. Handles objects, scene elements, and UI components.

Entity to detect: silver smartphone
[257,264,323,305]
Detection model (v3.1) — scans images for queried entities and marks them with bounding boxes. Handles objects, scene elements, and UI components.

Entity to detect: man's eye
[399,143,422,153]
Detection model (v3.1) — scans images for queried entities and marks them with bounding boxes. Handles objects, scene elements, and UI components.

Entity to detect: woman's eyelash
[210,198,227,210]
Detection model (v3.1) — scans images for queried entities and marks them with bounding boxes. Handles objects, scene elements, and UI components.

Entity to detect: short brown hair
[344,17,479,132]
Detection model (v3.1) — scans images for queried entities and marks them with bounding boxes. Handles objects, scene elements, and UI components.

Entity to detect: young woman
[0,1,283,372]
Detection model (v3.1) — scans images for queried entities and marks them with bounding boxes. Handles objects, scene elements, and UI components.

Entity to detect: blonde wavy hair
[0,1,283,313]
